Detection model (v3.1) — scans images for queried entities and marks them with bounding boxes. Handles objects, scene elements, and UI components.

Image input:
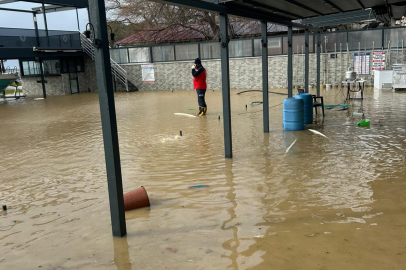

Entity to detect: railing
[80,33,129,91]
[0,27,81,48]
[109,26,406,64]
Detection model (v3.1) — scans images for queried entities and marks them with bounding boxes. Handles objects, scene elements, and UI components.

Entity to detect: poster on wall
[372,51,386,70]
[141,64,155,83]
[353,52,370,75]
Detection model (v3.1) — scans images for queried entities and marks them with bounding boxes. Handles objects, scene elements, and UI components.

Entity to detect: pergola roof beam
[32,4,77,14]
[153,0,319,30]
[243,0,302,19]
[0,0,20,5]
[0,0,88,8]
[0,6,34,13]
[324,0,344,12]
[283,0,323,16]
[356,0,366,10]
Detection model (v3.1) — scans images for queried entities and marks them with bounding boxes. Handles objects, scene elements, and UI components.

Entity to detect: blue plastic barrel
[283,97,304,131]
[300,93,313,124]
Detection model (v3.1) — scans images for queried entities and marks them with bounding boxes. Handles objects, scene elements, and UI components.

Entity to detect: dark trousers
[196,89,206,107]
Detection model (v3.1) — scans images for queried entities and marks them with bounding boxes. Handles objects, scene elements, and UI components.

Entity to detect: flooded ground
[1,87,406,270]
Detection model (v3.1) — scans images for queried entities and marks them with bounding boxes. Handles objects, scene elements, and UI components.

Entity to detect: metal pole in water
[304,30,309,93]
[402,39,404,63]
[88,0,127,237]
[288,26,293,98]
[261,21,269,133]
[334,43,337,86]
[346,42,349,70]
[302,45,304,87]
[316,32,321,97]
[340,43,343,87]
[219,13,233,158]
[296,45,299,86]
[39,59,46,98]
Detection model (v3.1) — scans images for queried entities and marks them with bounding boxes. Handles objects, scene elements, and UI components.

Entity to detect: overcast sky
[0,2,90,67]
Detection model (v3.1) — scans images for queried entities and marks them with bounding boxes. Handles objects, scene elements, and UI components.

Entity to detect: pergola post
[305,29,309,93]
[219,13,232,158]
[33,13,40,47]
[88,0,127,237]
[317,32,321,97]
[261,21,269,132]
[41,2,50,47]
[39,59,46,98]
[287,26,293,98]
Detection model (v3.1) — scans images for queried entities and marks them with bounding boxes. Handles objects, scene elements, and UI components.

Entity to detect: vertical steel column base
[261,21,269,132]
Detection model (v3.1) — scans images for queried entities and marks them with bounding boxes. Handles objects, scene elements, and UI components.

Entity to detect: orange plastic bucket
[124,186,150,211]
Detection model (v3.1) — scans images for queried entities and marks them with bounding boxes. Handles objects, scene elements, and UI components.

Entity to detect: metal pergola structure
[2,0,406,238]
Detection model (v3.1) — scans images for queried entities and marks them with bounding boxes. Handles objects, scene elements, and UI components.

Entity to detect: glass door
[68,59,79,94]
[69,72,79,94]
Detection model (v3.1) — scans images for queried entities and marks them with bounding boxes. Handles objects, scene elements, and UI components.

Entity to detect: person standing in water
[192,58,207,116]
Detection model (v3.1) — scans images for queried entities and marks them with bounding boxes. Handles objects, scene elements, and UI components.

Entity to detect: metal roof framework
[0,0,87,14]
[153,0,406,28]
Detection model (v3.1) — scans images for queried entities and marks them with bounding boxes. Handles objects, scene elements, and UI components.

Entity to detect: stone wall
[120,54,327,91]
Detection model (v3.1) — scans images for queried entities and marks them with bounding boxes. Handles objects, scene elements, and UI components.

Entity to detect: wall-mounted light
[107,25,115,41]
[84,23,115,48]
[85,23,102,48]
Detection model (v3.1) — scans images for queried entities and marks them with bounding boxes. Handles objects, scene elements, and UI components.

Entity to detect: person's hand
[192,64,196,69]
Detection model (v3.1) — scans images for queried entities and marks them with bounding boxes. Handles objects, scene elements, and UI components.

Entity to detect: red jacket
[192,66,207,90]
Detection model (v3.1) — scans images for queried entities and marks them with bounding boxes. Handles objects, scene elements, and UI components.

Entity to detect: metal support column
[261,21,269,132]
[305,30,309,93]
[149,47,153,63]
[42,3,50,47]
[287,26,293,98]
[219,13,232,158]
[39,59,46,98]
[76,7,80,31]
[317,32,321,97]
[88,0,127,237]
[33,13,40,47]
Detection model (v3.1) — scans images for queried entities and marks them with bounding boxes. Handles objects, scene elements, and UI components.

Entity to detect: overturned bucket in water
[124,186,150,211]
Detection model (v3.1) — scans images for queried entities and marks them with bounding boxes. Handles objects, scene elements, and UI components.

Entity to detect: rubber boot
[202,106,207,115]
[197,106,204,116]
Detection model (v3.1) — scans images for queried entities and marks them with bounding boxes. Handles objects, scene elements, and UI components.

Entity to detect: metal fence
[109,26,406,64]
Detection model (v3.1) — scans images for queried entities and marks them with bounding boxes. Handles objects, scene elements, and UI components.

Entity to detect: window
[21,60,60,76]
[60,57,85,74]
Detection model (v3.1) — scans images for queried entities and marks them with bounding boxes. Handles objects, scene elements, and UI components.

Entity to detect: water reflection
[221,159,239,269]
[113,236,132,270]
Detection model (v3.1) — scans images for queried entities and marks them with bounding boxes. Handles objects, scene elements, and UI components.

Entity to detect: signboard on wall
[141,64,155,83]
[372,51,386,70]
[354,52,370,75]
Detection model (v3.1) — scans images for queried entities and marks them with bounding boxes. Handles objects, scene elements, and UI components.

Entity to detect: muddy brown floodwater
[0,87,406,270]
